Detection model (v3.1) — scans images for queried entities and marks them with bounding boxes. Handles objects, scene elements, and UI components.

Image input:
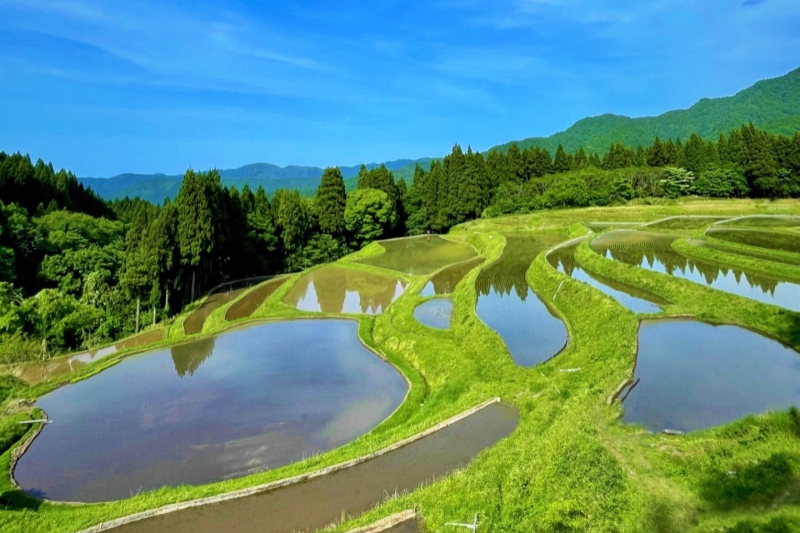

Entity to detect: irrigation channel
[283,266,407,315]
[475,233,568,366]
[14,320,408,502]
[619,320,800,433]
[590,229,800,312]
[546,239,666,314]
[90,401,519,533]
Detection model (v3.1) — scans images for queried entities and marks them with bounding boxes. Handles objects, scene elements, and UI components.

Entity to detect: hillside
[79,159,431,203]
[490,67,800,154]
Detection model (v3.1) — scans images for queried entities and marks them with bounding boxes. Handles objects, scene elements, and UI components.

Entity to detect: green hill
[490,67,800,154]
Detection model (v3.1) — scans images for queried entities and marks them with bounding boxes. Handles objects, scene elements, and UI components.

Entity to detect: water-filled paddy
[644,216,729,230]
[414,299,453,329]
[13,329,165,385]
[547,240,664,313]
[15,320,407,502]
[420,257,484,296]
[283,266,407,315]
[476,233,568,366]
[705,227,800,254]
[114,402,519,533]
[621,320,800,432]
[591,230,800,312]
[184,278,270,335]
[688,238,800,267]
[355,235,477,276]
[717,215,800,229]
[225,276,288,321]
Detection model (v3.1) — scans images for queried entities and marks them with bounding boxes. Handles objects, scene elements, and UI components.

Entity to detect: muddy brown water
[111,402,519,533]
[15,320,407,502]
[224,277,289,321]
[13,329,165,385]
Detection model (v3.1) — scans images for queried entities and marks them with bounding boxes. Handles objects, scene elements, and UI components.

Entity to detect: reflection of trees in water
[592,235,781,295]
[315,269,348,314]
[546,243,579,277]
[427,257,484,295]
[171,337,217,377]
[284,267,405,314]
[352,277,403,313]
[477,236,556,301]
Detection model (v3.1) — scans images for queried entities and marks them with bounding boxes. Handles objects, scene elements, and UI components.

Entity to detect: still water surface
[547,240,664,314]
[115,402,519,533]
[476,233,568,366]
[356,235,477,276]
[283,266,407,315]
[420,257,484,296]
[622,320,800,432]
[15,320,407,502]
[591,230,800,312]
[414,299,453,329]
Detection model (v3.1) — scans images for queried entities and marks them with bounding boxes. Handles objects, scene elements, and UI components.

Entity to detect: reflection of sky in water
[289,277,405,315]
[557,264,661,314]
[414,299,453,329]
[15,320,407,502]
[624,321,800,432]
[605,252,800,312]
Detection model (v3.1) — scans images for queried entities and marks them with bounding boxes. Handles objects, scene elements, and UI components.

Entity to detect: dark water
[283,266,407,315]
[15,320,407,502]
[184,278,271,335]
[115,403,519,533]
[414,299,453,329]
[547,240,664,314]
[622,320,800,432]
[225,277,289,321]
[420,257,485,296]
[591,230,800,312]
[475,233,568,367]
[356,235,477,276]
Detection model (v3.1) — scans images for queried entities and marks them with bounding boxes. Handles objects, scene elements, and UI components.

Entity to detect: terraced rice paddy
[475,232,568,366]
[547,240,664,313]
[591,230,800,312]
[620,320,800,432]
[716,215,800,228]
[282,266,407,315]
[13,329,165,385]
[643,216,730,230]
[184,278,271,335]
[413,299,453,329]
[419,257,485,296]
[688,238,800,267]
[705,227,800,254]
[15,320,407,502]
[355,235,477,276]
[224,276,289,321]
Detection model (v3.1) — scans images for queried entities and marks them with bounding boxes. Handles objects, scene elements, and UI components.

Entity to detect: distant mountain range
[80,67,800,204]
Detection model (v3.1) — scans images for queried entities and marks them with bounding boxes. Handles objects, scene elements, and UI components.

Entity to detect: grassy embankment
[1,198,800,532]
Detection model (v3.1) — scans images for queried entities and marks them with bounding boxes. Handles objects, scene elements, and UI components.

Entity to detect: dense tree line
[1,122,798,361]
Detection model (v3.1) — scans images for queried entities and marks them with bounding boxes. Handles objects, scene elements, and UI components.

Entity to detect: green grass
[707,228,800,254]
[2,199,800,532]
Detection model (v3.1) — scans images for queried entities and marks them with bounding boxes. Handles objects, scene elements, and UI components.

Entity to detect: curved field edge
[1,199,800,532]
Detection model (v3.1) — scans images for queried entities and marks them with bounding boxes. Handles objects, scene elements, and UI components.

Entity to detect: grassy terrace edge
[2,198,800,532]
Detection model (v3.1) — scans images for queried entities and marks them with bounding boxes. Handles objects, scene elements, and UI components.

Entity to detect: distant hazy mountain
[81,67,799,204]
[490,67,800,154]
[79,159,430,204]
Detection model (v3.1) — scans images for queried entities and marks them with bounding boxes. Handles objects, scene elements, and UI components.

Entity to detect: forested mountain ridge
[490,66,800,155]
[79,159,432,204]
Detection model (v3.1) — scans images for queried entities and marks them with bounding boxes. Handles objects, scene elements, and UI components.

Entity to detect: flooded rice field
[184,278,271,335]
[15,320,407,502]
[644,216,730,230]
[547,240,664,314]
[419,257,484,296]
[283,266,407,315]
[414,299,453,329]
[224,276,289,321]
[475,233,568,366]
[705,227,800,254]
[620,320,800,432]
[114,402,519,533]
[355,235,477,276]
[716,215,800,229]
[688,238,800,267]
[13,329,165,385]
[590,230,800,312]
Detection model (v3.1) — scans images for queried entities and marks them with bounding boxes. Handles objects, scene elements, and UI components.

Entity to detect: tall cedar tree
[315,167,347,235]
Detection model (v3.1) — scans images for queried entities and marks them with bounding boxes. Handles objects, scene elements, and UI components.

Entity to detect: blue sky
[0,0,798,177]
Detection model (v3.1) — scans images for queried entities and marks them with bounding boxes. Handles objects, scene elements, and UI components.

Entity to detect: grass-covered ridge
[1,199,800,532]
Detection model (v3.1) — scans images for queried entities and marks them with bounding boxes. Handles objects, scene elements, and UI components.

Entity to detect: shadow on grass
[700,453,797,510]
[723,517,797,533]
[0,488,42,511]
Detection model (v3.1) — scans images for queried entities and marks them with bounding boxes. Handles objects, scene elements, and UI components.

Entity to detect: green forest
[2,122,800,363]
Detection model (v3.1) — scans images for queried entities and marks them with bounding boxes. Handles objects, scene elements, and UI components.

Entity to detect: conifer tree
[315,167,347,236]
[553,144,571,173]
